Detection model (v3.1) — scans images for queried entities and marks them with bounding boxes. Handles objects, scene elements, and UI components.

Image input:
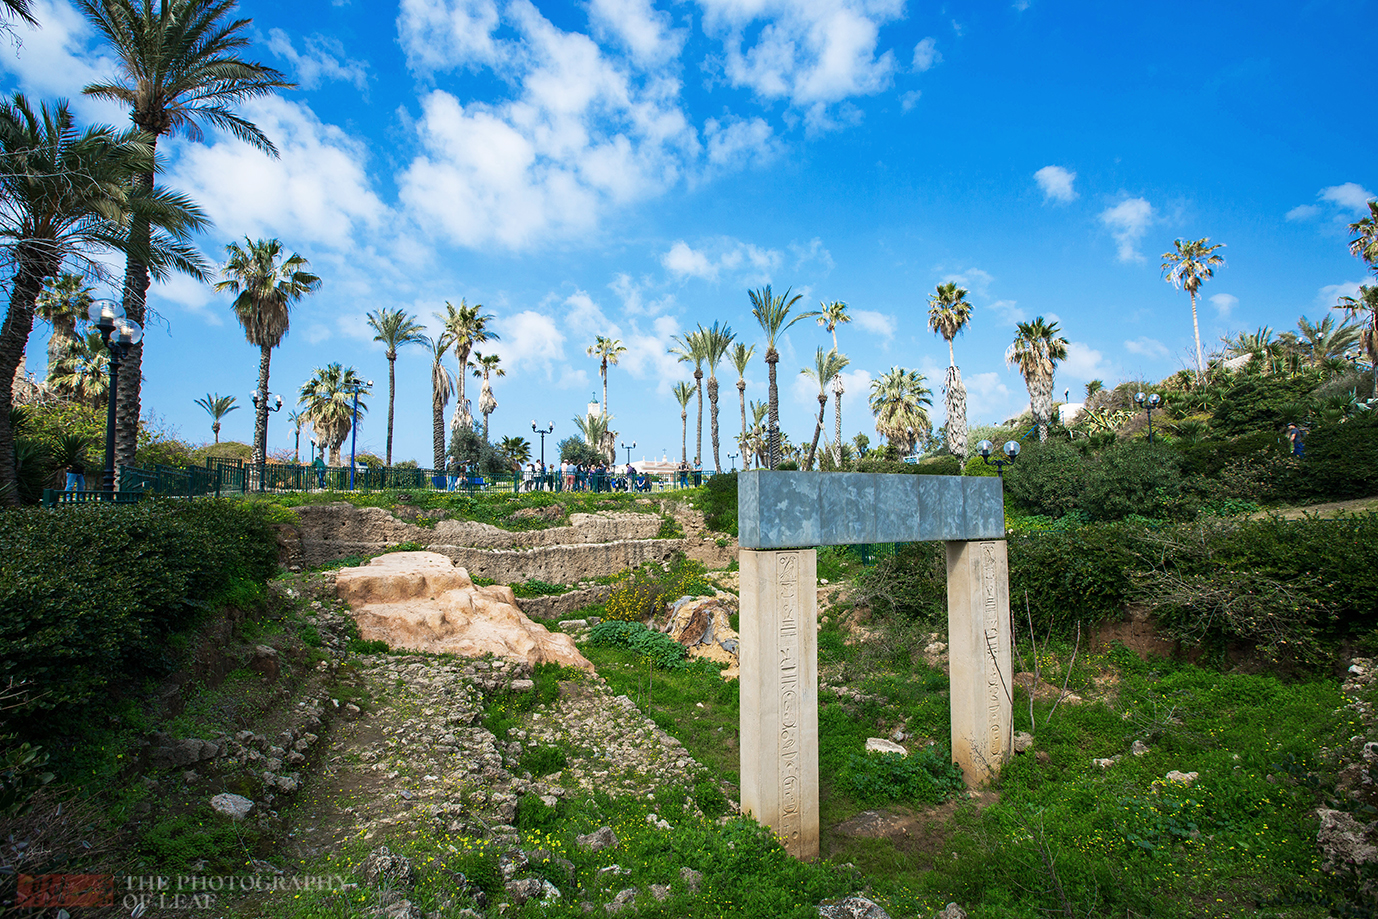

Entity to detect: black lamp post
[621,441,636,467]
[1133,391,1162,444]
[977,439,1021,478]
[728,452,738,471]
[532,421,554,488]
[88,300,142,494]
[347,380,372,491]
[251,390,283,489]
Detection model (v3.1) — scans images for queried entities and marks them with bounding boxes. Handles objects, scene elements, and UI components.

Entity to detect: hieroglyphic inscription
[980,543,1002,756]
[777,553,802,850]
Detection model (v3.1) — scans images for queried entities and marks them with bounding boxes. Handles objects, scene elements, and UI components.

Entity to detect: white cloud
[1287,183,1375,222]
[1099,196,1154,262]
[588,0,685,67]
[1124,337,1170,359]
[1320,182,1376,213]
[168,96,387,251]
[703,115,779,170]
[1012,0,1031,10]
[1210,293,1238,318]
[620,314,683,389]
[609,272,675,316]
[911,37,940,72]
[397,3,700,250]
[899,89,921,112]
[491,309,566,372]
[660,237,782,282]
[1034,165,1076,203]
[1318,280,1363,307]
[851,309,894,338]
[1060,341,1113,380]
[266,29,369,93]
[698,0,904,116]
[397,0,505,74]
[943,267,994,298]
[790,237,834,272]
[0,0,126,124]
[988,299,1026,323]
[306,324,333,345]
[963,371,1015,424]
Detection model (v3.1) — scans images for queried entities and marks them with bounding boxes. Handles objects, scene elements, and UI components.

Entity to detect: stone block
[739,548,819,860]
[873,475,921,543]
[818,473,877,545]
[962,477,1004,539]
[945,540,1011,787]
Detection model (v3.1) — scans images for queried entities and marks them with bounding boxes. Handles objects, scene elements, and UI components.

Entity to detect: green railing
[41,488,143,508]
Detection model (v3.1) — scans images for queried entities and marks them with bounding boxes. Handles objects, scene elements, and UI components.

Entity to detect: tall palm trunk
[1190,291,1204,381]
[450,345,470,435]
[708,377,721,472]
[601,364,609,419]
[0,249,55,503]
[114,164,154,472]
[1030,372,1053,441]
[765,349,779,468]
[432,396,445,471]
[213,421,221,444]
[833,379,844,466]
[944,365,968,462]
[385,352,396,468]
[253,344,272,465]
[46,314,77,380]
[737,379,747,469]
[693,369,703,466]
[680,408,688,465]
[805,393,826,470]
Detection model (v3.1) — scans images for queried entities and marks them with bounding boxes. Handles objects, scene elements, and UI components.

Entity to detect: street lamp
[728,452,738,471]
[976,439,1021,478]
[621,441,636,467]
[88,300,142,494]
[532,421,554,488]
[1133,391,1162,444]
[251,390,283,488]
[347,380,372,491]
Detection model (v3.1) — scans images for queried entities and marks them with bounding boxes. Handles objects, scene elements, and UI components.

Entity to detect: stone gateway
[737,471,1010,860]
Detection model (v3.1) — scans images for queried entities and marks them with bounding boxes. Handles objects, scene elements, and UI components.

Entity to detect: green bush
[853,542,946,621]
[915,455,961,476]
[1008,522,1151,635]
[0,500,279,733]
[1003,440,1084,516]
[1210,372,1319,437]
[1293,412,1378,501]
[587,620,691,670]
[1078,441,1196,521]
[836,745,966,805]
[696,471,738,534]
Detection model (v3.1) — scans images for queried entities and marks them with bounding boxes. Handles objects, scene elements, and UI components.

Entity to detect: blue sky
[5,0,1374,467]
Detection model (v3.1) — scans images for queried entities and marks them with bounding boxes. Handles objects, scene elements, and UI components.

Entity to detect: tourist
[312,454,326,488]
[66,460,85,492]
[1287,423,1306,458]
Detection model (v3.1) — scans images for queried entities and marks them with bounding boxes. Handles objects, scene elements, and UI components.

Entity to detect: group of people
[520,461,653,493]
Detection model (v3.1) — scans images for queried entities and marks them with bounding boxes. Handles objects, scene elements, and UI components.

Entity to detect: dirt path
[1251,496,1378,519]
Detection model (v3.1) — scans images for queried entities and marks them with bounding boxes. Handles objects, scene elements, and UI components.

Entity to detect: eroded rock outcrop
[662,594,739,680]
[336,552,593,671]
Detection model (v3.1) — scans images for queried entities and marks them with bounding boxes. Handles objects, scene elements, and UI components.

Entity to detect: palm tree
[729,342,755,467]
[669,329,708,467]
[800,347,849,470]
[193,393,238,443]
[79,0,290,470]
[366,306,425,466]
[1161,237,1227,381]
[868,367,932,455]
[1349,200,1378,270]
[745,400,769,467]
[36,272,94,381]
[672,381,694,466]
[817,301,851,464]
[1,1,36,24]
[1293,315,1360,368]
[48,330,108,407]
[573,411,613,462]
[497,435,530,469]
[698,322,735,473]
[1007,317,1070,441]
[435,299,498,440]
[215,238,321,466]
[472,351,504,441]
[749,285,817,468]
[1336,285,1378,398]
[928,281,974,462]
[286,407,305,462]
[420,334,453,471]
[299,363,369,465]
[0,94,206,503]
[586,336,626,421]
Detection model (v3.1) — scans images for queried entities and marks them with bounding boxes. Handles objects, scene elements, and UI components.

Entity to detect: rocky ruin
[335,552,593,671]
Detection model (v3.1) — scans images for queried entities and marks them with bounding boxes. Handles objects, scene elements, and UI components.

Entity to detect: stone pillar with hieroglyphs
[739,548,819,860]
[945,539,1012,787]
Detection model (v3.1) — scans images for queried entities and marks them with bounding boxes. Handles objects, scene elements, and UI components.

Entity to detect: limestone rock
[577,826,619,853]
[505,878,546,905]
[817,895,892,918]
[678,867,702,892]
[1317,807,1378,871]
[153,738,222,769]
[664,595,740,679]
[937,905,968,919]
[1165,770,1198,786]
[336,552,592,671]
[1013,731,1035,754]
[649,884,670,901]
[1130,740,1150,756]
[250,645,280,681]
[606,888,637,914]
[210,793,253,821]
[359,845,414,888]
[865,738,907,756]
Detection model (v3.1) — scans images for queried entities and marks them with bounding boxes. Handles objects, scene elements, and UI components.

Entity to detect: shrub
[1078,441,1196,521]
[1294,412,1378,501]
[836,745,966,805]
[587,621,691,670]
[1008,522,1150,635]
[1003,440,1084,516]
[961,453,999,477]
[915,455,962,476]
[0,500,279,733]
[696,471,738,534]
[853,542,946,622]
[603,567,668,622]
[1210,372,1318,437]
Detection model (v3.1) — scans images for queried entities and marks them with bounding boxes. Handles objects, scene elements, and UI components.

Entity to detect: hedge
[0,500,279,728]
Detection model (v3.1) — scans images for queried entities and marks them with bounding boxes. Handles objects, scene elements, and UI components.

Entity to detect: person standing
[1286,423,1306,458]
[66,460,85,492]
[312,454,327,488]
